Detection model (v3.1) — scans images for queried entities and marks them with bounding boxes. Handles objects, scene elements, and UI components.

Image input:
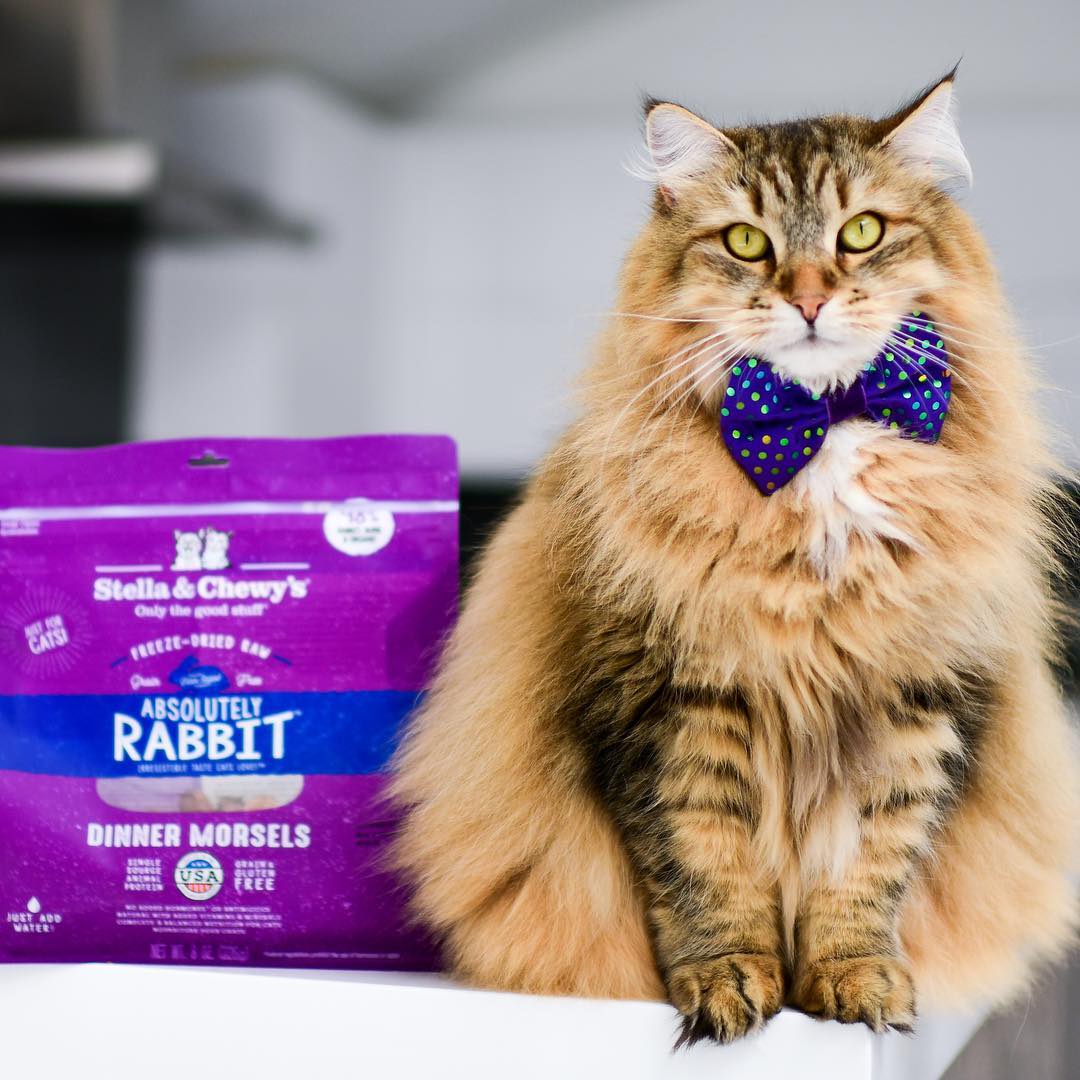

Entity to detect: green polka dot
[736,402,745,410]
[803,429,811,439]
[771,468,780,475]
[748,358,758,368]
[721,408,729,416]
[889,421,899,429]
[882,408,891,417]
[732,366,742,376]
[898,371,908,380]
[760,405,769,414]
[726,387,735,397]
[919,411,927,420]
[741,449,750,458]
[751,391,760,401]
[924,390,932,399]
[815,427,824,437]
[758,451,767,460]
[932,402,941,411]
[780,437,789,446]
[802,447,812,456]
[732,429,741,438]
[786,467,795,474]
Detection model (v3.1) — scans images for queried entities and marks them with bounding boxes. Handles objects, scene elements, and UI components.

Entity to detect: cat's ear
[880,71,972,190]
[641,100,735,207]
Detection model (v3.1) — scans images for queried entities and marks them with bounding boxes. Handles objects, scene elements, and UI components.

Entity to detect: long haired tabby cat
[391,72,1078,1044]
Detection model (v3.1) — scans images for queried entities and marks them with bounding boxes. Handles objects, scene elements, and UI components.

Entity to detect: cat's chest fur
[790,420,913,578]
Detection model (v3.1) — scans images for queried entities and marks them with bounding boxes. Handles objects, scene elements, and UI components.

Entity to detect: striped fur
[390,77,1079,1044]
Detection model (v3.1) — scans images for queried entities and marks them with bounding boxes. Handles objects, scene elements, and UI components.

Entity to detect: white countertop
[0,964,984,1079]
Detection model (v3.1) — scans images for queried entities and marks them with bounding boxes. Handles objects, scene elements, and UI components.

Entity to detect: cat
[171,529,203,572]
[390,72,1079,1045]
[201,527,232,571]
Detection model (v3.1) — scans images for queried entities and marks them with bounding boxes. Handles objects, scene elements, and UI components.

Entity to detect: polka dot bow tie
[719,312,951,495]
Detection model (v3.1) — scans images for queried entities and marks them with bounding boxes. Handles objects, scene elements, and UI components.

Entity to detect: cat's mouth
[761,332,875,393]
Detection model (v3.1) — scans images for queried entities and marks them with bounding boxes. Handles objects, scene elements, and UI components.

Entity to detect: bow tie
[719,313,951,495]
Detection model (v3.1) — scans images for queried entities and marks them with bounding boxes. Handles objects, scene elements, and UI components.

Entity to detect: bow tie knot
[719,313,951,494]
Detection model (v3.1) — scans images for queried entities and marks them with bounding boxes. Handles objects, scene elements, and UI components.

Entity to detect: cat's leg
[600,687,786,1045]
[789,674,992,1031]
[901,658,1078,1010]
[391,497,661,1000]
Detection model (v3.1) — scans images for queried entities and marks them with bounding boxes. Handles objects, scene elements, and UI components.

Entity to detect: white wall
[130,0,1080,475]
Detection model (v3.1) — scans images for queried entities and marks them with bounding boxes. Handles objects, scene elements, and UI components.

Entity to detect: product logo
[114,695,296,764]
[170,655,230,693]
[172,526,232,571]
[93,522,309,606]
[174,851,224,901]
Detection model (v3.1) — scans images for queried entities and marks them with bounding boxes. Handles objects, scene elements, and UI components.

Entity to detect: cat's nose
[789,294,828,324]
[784,262,833,325]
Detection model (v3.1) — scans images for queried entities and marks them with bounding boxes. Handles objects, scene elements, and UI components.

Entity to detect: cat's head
[625,71,973,398]
[203,527,231,553]
[174,529,202,556]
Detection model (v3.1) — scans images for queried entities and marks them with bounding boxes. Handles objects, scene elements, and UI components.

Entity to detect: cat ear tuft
[634,101,734,206]
[881,72,972,191]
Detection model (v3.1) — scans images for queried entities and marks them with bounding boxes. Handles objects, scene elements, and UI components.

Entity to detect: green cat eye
[839,212,884,253]
[724,223,771,262]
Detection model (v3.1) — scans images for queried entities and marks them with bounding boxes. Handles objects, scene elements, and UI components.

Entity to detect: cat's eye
[838,212,884,253]
[724,223,771,262]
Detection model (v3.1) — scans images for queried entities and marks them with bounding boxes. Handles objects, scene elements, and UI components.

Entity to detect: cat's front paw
[792,956,916,1033]
[669,953,785,1047]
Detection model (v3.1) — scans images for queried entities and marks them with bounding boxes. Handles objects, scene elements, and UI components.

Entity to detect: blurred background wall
[0,4,1077,1074]
[2,1,1077,474]
[127,0,1080,478]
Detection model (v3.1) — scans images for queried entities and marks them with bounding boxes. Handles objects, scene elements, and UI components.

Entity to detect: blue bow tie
[719,313,951,495]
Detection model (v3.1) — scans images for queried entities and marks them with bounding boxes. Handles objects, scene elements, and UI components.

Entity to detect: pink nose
[790,294,828,324]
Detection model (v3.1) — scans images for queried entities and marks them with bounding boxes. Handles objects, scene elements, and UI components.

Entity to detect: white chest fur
[790,421,914,579]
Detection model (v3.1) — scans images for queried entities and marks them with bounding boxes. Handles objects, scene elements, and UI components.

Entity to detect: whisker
[880,339,953,416]
[598,328,745,478]
[881,329,999,395]
[627,338,750,461]
[591,310,729,325]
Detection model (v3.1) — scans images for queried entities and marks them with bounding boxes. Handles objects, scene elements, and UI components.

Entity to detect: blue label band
[0,691,421,777]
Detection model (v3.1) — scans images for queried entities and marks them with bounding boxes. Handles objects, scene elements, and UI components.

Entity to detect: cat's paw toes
[793,956,916,1033]
[669,953,785,1046]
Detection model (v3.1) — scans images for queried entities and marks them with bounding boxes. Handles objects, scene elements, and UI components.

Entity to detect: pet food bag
[0,435,456,968]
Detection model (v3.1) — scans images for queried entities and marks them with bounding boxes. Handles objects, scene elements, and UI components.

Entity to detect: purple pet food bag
[0,436,456,969]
